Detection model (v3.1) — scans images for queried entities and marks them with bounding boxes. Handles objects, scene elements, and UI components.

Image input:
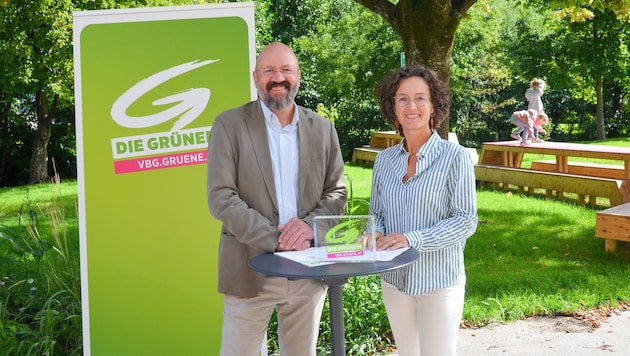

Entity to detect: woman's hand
[376,233,408,251]
[361,231,383,250]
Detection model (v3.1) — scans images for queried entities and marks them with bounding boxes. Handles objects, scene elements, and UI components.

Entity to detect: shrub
[0,174,81,355]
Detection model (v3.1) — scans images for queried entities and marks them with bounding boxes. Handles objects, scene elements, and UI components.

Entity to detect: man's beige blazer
[207,101,347,298]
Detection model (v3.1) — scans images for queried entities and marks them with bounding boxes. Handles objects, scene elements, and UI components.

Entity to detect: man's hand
[277,218,313,251]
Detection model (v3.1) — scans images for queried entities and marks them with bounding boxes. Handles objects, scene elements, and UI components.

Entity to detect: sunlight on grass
[343,162,630,334]
[1,164,629,355]
[0,176,81,354]
[465,187,630,327]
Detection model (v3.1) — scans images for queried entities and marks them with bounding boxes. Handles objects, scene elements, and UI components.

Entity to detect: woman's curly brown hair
[375,65,451,137]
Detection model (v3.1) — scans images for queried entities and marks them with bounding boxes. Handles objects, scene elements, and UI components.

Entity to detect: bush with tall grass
[0,174,81,355]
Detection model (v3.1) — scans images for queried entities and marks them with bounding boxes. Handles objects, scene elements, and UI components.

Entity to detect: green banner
[73,4,255,354]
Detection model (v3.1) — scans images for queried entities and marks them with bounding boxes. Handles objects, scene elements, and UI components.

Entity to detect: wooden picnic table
[479,140,630,179]
[477,140,630,252]
[476,140,630,207]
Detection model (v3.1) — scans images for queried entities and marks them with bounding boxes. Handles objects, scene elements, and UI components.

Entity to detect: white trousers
[381,280,465,356]
[220,276,326,356]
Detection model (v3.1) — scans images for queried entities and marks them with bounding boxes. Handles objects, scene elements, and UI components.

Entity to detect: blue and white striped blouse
[369,132,478,295]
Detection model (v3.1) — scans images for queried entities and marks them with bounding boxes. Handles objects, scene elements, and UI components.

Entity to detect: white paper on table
[273,248,334,267]
[274,247,410,267]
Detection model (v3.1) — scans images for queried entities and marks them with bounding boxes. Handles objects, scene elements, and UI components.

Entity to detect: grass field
[2,139,630,354]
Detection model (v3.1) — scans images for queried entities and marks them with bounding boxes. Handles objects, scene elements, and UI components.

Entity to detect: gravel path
[380,304,630,355]
[456,308,630,355]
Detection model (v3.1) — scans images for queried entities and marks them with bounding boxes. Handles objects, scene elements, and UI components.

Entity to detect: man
[206,42,347,356]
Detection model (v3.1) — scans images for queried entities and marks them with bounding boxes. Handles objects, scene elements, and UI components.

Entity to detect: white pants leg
[381,280,465,356]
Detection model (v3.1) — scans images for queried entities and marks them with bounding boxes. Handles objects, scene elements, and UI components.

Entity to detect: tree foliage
[352,0,629,138]
[255,0,403,160]
[352,0,478,137]
[552,8,630,139]
[1,0,630,186]
[293,1,403,159]
[0,0,217,186]
[0,0,75,185]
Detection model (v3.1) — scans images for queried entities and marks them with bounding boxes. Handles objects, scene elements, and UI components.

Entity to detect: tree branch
[353,0,396,25]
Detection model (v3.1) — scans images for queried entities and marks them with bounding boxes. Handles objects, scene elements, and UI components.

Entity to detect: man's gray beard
[259,85,299,111]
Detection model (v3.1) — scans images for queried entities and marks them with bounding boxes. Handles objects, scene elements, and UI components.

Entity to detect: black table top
[249,248,419,280]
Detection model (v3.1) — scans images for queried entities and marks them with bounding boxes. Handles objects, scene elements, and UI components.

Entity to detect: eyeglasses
[257,67,298,77]
[394,95,431,107]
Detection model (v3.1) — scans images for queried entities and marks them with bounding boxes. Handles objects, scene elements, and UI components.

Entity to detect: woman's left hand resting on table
[376,233,408,250]
[363,231,408,251]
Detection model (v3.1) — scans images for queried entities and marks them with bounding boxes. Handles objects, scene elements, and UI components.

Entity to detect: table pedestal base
[325,278,348,356]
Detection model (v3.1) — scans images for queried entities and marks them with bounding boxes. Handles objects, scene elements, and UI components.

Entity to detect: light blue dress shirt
[261,101,299,225]
[369,132,478,295]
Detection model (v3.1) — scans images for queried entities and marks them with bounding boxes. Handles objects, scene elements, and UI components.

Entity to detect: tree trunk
[28,90,54,184]
[592,20,605,141]
[399,14,459,139]
[353,0,478,139]
[0,102,11,186]
[596,77,605,140]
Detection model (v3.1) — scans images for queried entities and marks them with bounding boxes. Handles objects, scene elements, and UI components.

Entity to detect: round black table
[249,248,419,356]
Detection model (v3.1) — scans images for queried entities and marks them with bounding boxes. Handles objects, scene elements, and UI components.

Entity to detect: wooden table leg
[556,155,568,200]
[556,155,568,173]
[605,239,617,253]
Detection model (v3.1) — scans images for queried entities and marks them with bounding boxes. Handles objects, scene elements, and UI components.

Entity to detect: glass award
[313,215,376,261]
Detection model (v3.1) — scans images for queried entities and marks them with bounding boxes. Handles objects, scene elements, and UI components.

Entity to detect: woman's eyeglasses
[394,95,431,107]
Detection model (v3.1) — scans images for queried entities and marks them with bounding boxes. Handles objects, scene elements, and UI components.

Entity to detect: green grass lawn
[342,162,630,318]
[2,154,630,355]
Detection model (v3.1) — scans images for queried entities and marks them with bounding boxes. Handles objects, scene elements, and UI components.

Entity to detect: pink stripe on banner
[114,150,208,174]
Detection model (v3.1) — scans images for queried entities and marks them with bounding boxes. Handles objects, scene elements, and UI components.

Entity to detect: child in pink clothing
[533,113,549,140]
[510,110,548,143]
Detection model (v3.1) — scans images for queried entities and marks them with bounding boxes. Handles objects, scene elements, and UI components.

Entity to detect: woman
[370,65,478,356]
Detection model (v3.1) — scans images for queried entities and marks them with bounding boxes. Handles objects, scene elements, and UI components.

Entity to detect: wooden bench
[351,147,383,165]
[351,131,402,165]
[530,160,625,180]
[369,132,399,149]
[351,132,466,165]
[596,202,630,252]
[474,164,630,207]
